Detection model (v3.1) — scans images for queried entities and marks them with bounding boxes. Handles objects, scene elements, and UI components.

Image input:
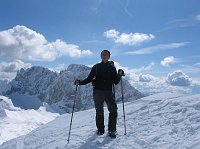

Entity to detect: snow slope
[1,92,200,149]
[0,96,59,145]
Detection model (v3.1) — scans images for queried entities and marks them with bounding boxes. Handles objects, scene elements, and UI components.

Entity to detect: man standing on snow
[74,50,124,138]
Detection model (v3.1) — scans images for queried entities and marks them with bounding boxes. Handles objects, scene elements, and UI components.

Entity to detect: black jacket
[80,61,121,91]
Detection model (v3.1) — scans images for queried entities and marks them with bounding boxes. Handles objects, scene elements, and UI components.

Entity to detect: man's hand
[118,69,125,76]
[74,80,81,86]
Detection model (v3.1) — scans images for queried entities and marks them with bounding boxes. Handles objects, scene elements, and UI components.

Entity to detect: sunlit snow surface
[0,96,59,145]
[1,92,200,149]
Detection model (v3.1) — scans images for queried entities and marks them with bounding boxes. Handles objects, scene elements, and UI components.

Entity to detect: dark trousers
[93,88,118,132]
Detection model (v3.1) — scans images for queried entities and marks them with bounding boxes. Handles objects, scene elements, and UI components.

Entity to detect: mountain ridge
[5,64,144,113]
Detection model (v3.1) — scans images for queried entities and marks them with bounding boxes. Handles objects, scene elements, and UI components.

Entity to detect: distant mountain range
[3,64,144,113]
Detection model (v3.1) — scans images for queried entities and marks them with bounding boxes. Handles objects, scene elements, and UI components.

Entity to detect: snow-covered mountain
[5,64,144,113]
[7,66,58,95]
[0,80,9,95]
[1,92,200,149]
[5,66,58,109]
[0,96,59,145]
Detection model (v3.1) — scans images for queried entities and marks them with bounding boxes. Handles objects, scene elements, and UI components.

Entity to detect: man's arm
[112,67,121,85]
[79,65,96,85]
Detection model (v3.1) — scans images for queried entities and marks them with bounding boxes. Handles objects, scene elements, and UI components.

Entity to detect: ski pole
[120,78,127,135]
[67,85,78,143]
[112,84,116,100]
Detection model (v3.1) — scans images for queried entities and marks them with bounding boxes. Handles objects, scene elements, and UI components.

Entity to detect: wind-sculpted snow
[5,64,144,113]
[0,96,59,145]
[1,93,200,149]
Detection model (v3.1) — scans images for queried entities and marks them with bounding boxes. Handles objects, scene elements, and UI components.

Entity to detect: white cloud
[0,60,32,80]
[0,72,16,81]
[100,61,199,95]
[104,29,154,46]
[130,78,195,95]
[113,61,157,84]
[0,60,31,72]
[137,62,155,72]
[160,56,175,67]
[167,70,192,87]
[113,61,155,75]
[179,64,200,74]
[113,61,199,95]
[49,63,70,73]
[158,14,200,32]
[139,74,155,82]
[104,29,120,39]
[0,25,93,62]
[52,39,93,58]
[126,42,190,55]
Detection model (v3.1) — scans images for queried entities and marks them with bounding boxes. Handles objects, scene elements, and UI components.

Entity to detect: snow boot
[97,130,105,135]
[108,131,117,138]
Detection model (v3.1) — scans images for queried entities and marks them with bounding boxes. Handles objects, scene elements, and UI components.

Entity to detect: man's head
[101,50,110,63]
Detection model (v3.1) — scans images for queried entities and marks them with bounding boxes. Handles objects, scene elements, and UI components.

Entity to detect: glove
[108,61,114,67]
[118,69,125,76]
[74,80,81,86]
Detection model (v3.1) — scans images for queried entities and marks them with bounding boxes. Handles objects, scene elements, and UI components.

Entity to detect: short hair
[101,50,110,57]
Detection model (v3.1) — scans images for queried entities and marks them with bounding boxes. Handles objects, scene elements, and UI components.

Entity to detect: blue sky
[0,0,200,94]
